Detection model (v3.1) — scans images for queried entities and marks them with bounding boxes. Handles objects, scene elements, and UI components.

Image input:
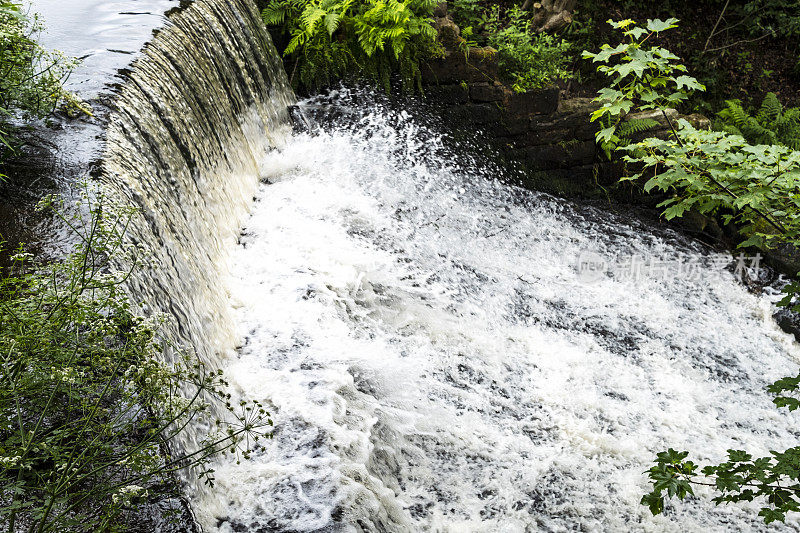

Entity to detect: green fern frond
[324,12,341,35]
[777,107,800,139]
[719,100,749,129]
[617,118,659,139]
[741,116,776,145]
[715,93,800,151]
[284,30,306,55]
[262,6,288,26]
[300,6,326,32]
[756,92,783,123]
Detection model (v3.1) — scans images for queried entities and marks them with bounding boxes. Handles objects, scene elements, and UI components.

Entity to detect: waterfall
[101,2,293,526]
[102,0,294,365]
[95,0,800,529]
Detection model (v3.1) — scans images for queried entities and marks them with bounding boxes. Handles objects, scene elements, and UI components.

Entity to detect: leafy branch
[0,187,272,532]
[582,18,704,158]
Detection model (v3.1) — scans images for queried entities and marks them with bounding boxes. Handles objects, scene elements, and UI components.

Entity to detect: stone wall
[419,3,800,324]
[420,3,686,198]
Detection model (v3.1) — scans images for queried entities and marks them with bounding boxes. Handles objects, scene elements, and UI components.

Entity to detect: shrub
[0,1,86,172]
[484,6,572,93]
[0,190,272,532]
[262,0,442,92]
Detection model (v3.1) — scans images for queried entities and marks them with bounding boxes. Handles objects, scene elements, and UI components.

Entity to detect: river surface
[35,0,177,98]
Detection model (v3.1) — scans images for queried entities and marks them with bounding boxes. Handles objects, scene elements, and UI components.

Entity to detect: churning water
[184,92,800,532]
[91,0,800,529]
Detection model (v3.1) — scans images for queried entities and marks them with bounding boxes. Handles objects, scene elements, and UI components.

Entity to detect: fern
[262,0,440,93]
[262,5,289,25]
[718,100,749,129]
[756,92,782,123]
[617,118,660,139]
[715,93,800,151]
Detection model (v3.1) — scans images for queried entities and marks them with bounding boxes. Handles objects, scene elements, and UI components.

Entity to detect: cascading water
[198,92,800,532]
[102,0,294,364]
[100,0,294,521]
[93,0,800,529]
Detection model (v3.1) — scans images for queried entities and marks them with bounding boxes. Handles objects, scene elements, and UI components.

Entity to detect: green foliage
[623,121,800,248]
[449,0,497,46]
[739,0,800,39]
[582,18,705,158]
[262,0,442,92]
[483,6,572,93]
[715,93,800,151]
[587,20,800,524]
[0,190,272,531]
[0,1,86,168]
[449,0,484,35]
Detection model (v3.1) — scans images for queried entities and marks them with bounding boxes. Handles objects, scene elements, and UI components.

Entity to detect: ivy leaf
[596,87,625,102]
[773,396,800,411]
[597,127,616,144]
[728,450,753,463]
[663,203,689,219]
[608,18,636,29]
[653,47,680,61]
[588,43,629,63]
[625,27,648,39]
[605,99,634,117]
[738,234,764,248]
[759,508,787,524]
[715,473,742,493]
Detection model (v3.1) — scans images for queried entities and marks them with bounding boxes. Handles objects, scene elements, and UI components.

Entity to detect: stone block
[470,82,508,103]
[465,103,498,125]
[442,103,498,126]
[519,165,598,197]
[422,48,498,85]
[424,84,469,105]
[522,128,571,147]
[506,87,560,117]
[490,115,530,137]
[524,140,596,170]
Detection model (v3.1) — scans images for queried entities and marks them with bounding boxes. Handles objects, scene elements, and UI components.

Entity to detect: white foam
[197,97,800,532]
